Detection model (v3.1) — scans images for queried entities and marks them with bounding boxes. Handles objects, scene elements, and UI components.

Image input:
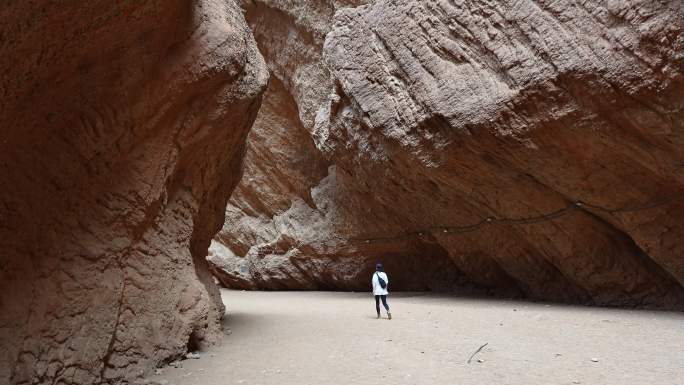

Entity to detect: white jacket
[372,272,389,295]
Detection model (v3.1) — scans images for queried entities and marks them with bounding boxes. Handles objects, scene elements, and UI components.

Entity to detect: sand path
[150,290,683,385]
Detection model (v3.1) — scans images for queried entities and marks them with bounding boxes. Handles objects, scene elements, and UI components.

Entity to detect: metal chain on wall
[347,192,684,245]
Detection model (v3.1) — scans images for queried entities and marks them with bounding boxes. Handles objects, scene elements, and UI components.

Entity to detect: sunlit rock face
[210,0,684,308]
[0,1,267,383]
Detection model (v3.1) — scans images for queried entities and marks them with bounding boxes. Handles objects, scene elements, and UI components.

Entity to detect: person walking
[372,263,391,319]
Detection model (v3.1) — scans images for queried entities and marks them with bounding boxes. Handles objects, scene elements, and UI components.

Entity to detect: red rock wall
[210,0,684,308]
[0,1,267,383]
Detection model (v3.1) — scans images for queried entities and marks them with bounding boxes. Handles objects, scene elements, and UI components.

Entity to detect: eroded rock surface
[211,0,684,308]
[0,1,267,383]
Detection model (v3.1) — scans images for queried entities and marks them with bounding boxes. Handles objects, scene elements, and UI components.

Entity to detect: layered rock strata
[211,0,684,308]
[0,1,267,384]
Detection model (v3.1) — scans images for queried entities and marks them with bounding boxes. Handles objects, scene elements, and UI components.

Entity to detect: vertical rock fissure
[99,271,126,383]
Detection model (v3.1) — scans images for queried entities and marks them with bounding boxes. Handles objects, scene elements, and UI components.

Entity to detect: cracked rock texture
[0,1,267,384]
[210,0,684,308]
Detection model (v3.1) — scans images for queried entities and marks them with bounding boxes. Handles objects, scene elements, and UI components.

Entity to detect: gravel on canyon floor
[148,290,683,385]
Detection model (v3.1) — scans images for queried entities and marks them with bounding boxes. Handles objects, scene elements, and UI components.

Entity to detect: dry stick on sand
[467,342,489,364]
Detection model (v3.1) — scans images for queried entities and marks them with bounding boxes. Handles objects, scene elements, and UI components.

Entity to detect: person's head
[375,263,383,271]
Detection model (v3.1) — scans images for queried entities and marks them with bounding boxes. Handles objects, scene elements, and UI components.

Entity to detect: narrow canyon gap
[0,1,267,383]
[2,0,684,383]
[209,0,684,307]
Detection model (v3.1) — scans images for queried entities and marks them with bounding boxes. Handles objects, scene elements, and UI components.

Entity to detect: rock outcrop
[210,0,684,308]
[0,1,267,384]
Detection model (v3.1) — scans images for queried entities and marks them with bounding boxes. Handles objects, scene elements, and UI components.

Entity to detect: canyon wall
[0,1,267,384]
[210,0,684,308]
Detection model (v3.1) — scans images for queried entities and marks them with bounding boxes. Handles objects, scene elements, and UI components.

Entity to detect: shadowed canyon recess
[1,0,683,383]
[210,0,684,307]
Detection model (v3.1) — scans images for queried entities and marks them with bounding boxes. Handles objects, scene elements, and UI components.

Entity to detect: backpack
[376,272,387,289]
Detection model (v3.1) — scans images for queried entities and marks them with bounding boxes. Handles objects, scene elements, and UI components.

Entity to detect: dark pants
[375,295,389,313]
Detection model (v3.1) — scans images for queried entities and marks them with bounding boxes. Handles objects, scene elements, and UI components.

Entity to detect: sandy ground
[149,290,684,385]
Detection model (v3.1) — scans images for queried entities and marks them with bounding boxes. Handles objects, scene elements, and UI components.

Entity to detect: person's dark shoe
[377,312,381,319]
[387,312,392,320]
